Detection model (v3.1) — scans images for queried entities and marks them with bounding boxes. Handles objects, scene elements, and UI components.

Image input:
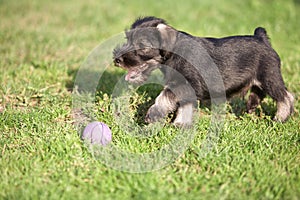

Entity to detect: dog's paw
[145,105,165,124]
[172,103,194,128]
[173,118,192,128]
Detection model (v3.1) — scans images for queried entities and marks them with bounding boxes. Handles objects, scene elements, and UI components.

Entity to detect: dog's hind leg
[246,85,266,114]
[259,68,294,122]
[274,90,294,122]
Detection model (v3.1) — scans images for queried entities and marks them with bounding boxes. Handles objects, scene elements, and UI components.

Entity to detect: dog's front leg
[145,88,178,124]
[173,103,194,127]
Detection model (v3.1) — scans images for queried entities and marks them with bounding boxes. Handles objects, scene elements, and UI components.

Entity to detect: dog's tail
[254,27,272,47]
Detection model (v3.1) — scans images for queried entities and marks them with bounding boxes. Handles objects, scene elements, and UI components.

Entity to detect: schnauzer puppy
[113,16,294,126]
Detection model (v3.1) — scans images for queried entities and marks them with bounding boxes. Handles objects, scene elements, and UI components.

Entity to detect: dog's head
[113,17,177,84]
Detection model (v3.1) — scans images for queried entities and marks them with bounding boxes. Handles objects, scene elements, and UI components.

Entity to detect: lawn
[1,0,300,199]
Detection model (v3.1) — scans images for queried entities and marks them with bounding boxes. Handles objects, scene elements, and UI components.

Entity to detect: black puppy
[113,16,294,126]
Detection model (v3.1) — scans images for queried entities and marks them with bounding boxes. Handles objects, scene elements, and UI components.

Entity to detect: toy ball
[82,121,112,146]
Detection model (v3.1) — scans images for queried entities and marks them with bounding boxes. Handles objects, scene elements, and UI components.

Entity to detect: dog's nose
[114,58,121,64]
[114,57,123,66]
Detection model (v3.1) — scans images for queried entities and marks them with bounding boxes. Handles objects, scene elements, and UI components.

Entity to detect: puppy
[113,16,294,126]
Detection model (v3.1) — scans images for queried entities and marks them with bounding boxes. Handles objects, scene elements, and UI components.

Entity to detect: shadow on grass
[228,97,277,120]
[66,66,163,125]
[133,84,163,126]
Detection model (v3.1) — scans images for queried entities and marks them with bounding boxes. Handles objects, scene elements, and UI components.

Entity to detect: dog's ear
[157,24,177,50]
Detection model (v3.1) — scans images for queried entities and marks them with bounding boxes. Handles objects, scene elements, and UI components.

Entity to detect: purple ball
[82,121,112,146]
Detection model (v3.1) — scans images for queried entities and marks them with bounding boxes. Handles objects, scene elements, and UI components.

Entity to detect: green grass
[1,0,300,199]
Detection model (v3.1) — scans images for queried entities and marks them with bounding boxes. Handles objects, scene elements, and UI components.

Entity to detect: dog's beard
[125,63,149,84]
[124,57,161,84]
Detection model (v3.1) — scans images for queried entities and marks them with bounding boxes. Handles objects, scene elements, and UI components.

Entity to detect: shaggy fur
[113,16,294,126]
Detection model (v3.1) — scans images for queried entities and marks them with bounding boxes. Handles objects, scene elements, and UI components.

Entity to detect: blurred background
[1,0,299,91]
